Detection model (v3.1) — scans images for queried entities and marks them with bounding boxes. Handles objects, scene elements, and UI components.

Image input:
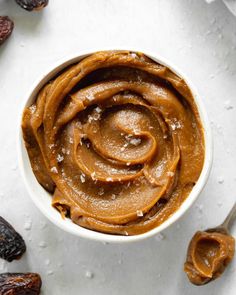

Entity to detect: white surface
[206,0,236,16]
[18,49,213,243]
[224,0,236,15]
[0,0,236,294]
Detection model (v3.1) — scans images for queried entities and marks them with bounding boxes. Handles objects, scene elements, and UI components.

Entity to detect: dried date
[0,216,26,262]
[0,273,42,295]
[0,16,14,46]
[15,0,49,11]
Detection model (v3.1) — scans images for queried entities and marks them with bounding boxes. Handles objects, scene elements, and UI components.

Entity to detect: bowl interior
[18,50,213,243]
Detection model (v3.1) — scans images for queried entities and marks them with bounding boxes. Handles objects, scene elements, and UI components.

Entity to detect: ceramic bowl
[18,48,213,243]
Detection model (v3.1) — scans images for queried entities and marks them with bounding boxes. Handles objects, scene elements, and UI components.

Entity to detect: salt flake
[167,171,174,177]
[91,172,96,180]
[95,106,102,113]
[129,138,141,146]
[85,270,94,279]
[50,167,58,174]
[57,154,64,163]
[130,52,137,59]
[136,210,143,217]
[155,233,165,241]
[45,259,51,266]
[80,174,86,183]
[24,221,32,231]
[98,188,104,195]
[29,105,36,114]
[217,201,223,207]
[39,241,47,248]
[224,100,233,110]
[217,177,224,184]
[86,92,94,101]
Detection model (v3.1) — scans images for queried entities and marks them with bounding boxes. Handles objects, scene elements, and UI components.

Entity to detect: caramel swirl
[22,51,204,235]
[184,231,235,285]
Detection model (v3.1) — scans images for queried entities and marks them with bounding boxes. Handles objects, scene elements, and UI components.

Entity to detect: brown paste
[22,50,204,235]
[184,231,235,285]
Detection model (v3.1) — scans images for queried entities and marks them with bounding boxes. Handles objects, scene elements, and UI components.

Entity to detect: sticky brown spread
[184,231,235,285]
[22,50,204,235]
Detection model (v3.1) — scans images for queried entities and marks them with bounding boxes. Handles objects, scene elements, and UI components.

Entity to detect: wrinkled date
[15,0,49,11]
[0,217,26,262]
[0,16,14,46]
[0,273,42,295]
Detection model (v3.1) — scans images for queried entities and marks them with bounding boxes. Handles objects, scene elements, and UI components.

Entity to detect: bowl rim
[17,47,213,243]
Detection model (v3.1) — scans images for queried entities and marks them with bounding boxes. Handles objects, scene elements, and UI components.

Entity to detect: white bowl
[17,48,213,243]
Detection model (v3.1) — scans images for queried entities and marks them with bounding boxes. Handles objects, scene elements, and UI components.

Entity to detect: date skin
[0,217,26,262]
[15,0,49,11]
[0,16,14,46]
[0,273,42,295]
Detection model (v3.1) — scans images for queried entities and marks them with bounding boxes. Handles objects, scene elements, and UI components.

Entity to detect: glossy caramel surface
[185,231,235,285]
[22,51,204,235]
